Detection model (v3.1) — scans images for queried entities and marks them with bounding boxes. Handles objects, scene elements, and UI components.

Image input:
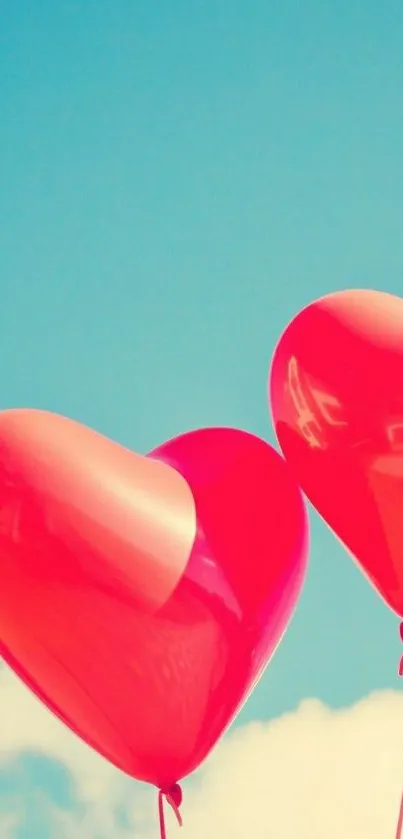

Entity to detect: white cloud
[1,664,403,838]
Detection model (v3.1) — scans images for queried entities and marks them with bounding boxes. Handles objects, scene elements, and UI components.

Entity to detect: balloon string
[158,785,183,839]
[396,624,403,838]
[395,791,403,839]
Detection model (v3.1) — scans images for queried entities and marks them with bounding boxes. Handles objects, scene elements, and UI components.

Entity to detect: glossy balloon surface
[270,289,403,617]
[0,410,307,787]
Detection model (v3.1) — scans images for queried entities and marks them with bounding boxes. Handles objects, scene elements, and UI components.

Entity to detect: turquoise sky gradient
[1,0,403,834]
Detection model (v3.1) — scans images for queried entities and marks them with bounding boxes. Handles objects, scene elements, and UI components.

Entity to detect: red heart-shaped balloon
[0,410,307,788]
[270,288,403,618]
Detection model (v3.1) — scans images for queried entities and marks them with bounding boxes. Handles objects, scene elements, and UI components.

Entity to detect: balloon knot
[399,623,403,677]
[158,784,183,839]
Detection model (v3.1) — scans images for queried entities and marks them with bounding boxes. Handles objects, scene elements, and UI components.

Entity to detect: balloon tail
[399,623,403,676]
[158,785,183,839]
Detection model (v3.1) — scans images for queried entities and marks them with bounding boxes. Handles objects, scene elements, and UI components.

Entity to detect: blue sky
[1,1,403,837]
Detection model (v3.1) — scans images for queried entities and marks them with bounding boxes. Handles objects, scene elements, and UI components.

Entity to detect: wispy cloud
[1,665,403,838]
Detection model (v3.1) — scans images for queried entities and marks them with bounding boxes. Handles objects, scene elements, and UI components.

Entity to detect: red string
[158,784,183,839]
[396,624,403,838]
[395,791,403,839]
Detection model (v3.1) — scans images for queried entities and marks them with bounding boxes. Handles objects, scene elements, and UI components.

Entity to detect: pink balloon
[270,289,403,619]
[0,409,308,795]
